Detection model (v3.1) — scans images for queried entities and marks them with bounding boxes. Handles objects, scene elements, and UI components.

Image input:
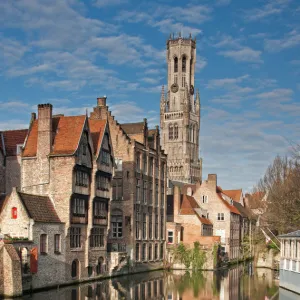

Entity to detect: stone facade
[190,174,241,260]
[90,97,168,267]
[0,150,5,195]
[160,35,202,183]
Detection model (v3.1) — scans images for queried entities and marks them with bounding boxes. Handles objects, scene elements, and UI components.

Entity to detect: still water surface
[18,264,298,299]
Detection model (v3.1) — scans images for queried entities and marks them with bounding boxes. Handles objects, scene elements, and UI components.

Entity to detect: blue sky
[0,0,299,192]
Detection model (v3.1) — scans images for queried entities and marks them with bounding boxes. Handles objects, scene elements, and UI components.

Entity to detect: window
[149,244,152,260]
[75,171,89,187]
[155,161,159,178]
[149,182,153,204]
[155,184,159,206]
[182,74,186,87]
[217,213,225,221]
[143,181,147,204]
[54,234,61,253]
[72,198,86,215]
[142,243,146,261]
[155,244,158,260]
[112,179,123,200]
[161,185,164,207]
[70,227,81,249]
[136,179,141,203]
[40,234,47,254]
[100,150,110,165]
[143,213,147,239]
[111,210,123,238]
[169,124,173,140]
[71,260,79,278]
[94,201,106,218]
[149,212,153,239]
[174,75,178,84]
[96,257,104,275]
[143,154,147,174]
[160,215,164,239]
[136,243,140,261]
[182,55,186,72]
[161,163,165,181]
[202,195,208,203]
[168,231,174,244]
[90,227,104,248]
[97,176,109,191]
[160,243,164,259]
[149,158,153,176]
[174,57,178,73]
[11,207,17,219]
[174,124,178,139]
[136,206,140,239]
[155,214,158,239]
[136,153,141,172]
[16,144,23,155]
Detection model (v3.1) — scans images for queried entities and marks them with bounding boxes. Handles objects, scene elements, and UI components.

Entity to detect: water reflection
[19,264,284,300]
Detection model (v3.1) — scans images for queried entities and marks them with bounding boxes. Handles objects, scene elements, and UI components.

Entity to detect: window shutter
[30,247,38,274]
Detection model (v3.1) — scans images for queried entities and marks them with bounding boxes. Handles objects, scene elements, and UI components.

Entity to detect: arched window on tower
[190,125,193,142]
[174,57,178,73]
[174,124,178,139]
[182,55,186,73]
[169,124,174,140]
[193,125,197,143]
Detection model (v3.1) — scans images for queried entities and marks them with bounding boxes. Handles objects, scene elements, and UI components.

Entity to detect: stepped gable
[233,201,255,220]
[1,129,28,156]
[18,192,62,223]
[88,119,107,155]
[217,192,241,215]
[23,115,86,157]
[120,122,144,136]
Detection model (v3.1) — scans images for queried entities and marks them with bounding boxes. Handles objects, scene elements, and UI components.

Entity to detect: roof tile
[88,119,107,155]
[2,129,28,156]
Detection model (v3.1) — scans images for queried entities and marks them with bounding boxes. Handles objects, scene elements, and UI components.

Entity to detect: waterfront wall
[255,247,280,270]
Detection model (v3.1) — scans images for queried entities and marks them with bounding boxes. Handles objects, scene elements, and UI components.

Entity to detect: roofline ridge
[107,111,132,144]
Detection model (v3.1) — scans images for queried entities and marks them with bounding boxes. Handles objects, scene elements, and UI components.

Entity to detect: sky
[0,0,299,192]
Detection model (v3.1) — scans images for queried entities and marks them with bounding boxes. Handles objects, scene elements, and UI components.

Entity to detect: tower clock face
[190,85,194,95]
[171,83,179,93]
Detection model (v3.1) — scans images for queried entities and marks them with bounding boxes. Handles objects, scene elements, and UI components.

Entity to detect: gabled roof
[1,129,28,156]
[88,119,107,155]
[217,193,240,215]
[233,201,254,219]
[23,115,86,157]
[278,230,300,238]
[0,195,8,213]
[18,192,62,223]
[223,189,242,202]
[180,195,212,225]
[120,122,144,135]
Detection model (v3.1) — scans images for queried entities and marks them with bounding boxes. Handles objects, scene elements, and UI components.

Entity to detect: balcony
[93,217,107,225]
[71,214,88,224]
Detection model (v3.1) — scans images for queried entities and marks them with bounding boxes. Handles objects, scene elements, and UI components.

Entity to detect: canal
[14,264,299,299]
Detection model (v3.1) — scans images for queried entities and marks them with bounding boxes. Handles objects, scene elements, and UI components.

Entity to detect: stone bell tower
[160,33,202,184]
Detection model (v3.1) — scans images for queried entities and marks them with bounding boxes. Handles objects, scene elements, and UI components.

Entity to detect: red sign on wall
[12,207,17,219]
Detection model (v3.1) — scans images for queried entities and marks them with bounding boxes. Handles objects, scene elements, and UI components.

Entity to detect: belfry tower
[160,34,202,183]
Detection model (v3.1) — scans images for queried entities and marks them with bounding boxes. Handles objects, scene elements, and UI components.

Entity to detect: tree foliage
[254,152,300,233]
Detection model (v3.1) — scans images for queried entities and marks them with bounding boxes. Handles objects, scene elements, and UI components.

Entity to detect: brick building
[19,103,113,282]
[0,129,28,195]
[90,97,167,267]
[191,174,241,260]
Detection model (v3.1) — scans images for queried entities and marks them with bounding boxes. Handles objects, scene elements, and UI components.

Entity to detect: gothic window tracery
[174,123,178,139]
[174,57,178,73]
[182,55,186,73]
[169,124,173,140]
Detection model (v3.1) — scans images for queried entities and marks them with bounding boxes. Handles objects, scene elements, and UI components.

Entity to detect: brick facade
[90,97,168,265]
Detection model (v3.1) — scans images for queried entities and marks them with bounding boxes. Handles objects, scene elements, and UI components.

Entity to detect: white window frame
[167,230,174,244]
[217,213,225,221]
[202,195,208,203]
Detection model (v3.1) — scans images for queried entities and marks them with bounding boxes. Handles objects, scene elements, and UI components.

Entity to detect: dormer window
[11,207,17,219]
[100,150,110,166]
[97,176,109,191]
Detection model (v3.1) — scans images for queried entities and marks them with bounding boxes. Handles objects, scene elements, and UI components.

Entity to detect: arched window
[190,125,193,142]
[174,124,178,139]
[174,57,178,73]
[193,125,197,143]
[136,243,140,261]
[96,257,104,275]
[11,207,17,219]
[71,259,79,278]
[169,124,173,140]
[40,234,47,254]
[182,55,186,73]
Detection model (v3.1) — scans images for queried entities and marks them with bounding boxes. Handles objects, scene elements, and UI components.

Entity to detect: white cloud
[0,101,30,111]
[196,57,208,72]
[265,30,300,52]
[207,74,249,88]
[93,0,127,7]
[256,88,294,101]
[215,0,231,6]
[218,47,263,63]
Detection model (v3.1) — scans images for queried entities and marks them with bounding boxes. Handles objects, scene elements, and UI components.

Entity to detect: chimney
[174,185,181,216]
[90,97,108,120]
[207,174,217,191]
[37,104,52,158]
[97,96,107,107]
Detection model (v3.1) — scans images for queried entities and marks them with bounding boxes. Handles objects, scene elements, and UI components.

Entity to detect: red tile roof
[217,193,241,215]
[23,115,86,157]
[1,129,28,156]
[223,189,242,202]
[88,119,107,155]
[18,192,62,223]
